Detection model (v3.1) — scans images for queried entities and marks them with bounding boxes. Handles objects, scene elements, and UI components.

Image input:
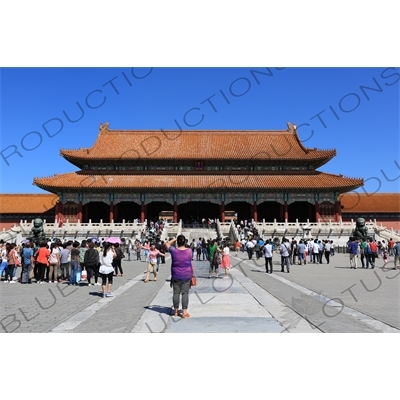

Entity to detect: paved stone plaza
[1,251,399,333]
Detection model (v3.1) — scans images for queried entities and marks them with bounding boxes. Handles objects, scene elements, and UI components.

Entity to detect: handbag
[76,268,82,283]
[81,268,87,281]
[12,250,21,267]
[190,276,197,286]
[214,252,222,265]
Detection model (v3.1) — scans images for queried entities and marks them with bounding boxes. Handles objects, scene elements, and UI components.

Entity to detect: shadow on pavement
[144,305,172,315]
[89,291,104,297]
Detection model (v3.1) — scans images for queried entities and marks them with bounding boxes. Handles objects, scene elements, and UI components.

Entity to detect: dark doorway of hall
[179,202,219,223]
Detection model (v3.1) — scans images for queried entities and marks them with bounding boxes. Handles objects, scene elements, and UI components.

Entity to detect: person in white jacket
[99,242,117,298]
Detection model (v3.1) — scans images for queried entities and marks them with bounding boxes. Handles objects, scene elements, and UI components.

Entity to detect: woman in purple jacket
[166,235,194,318]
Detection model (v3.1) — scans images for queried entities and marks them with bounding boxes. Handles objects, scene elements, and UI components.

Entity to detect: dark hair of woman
[103,242,112,257]
[177,235,186,247]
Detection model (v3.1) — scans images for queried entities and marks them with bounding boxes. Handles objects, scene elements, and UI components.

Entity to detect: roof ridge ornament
[100,122,109,132]
[287,122,297,133]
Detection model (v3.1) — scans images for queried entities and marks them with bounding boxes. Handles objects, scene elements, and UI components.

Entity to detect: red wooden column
[315,201,320,222]
[109,202,114,222]
[55,202,63,223]
[253,201,258,222]
[173,201,178,223]
[334,201,341,222]
[283,201,288,221]
[140,202,146,223]
[77,202,83,222]
[279,203,284,221]
[220,201,225,222]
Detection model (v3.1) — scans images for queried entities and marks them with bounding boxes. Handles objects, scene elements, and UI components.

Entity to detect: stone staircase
[161,221,218,243]
[373,225,400,243]
[180,228,217,242]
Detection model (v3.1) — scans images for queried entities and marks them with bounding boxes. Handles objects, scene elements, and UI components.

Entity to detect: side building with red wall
[0,194,57,231]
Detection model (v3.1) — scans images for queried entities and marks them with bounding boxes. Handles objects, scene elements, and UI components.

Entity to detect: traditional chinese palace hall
[25,122,367,225]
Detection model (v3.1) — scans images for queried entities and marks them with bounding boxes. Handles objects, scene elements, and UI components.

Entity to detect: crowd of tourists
[0,218,167,294]
[2,224,399,295]
[235,225,400,273]
[236,220,260,240]
[0,238,124,296]
[346,236,400,270]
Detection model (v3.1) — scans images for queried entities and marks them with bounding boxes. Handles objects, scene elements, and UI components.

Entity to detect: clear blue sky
[1,67,399,194]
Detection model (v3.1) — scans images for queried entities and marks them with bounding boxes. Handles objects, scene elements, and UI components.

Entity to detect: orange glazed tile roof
[339,193,400,213]
[60,126,336,167]
[0,194,58,214]
[33,172,363,192]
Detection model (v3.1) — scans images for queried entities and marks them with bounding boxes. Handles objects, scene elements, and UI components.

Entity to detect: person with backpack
[84,241,100,286]
[297,240,306,265]
[21,241,34,284]
[208,239,221,279]
[359,239,370,269]
[113,242,124,277]
[280,238,291,273]
[195,238,202,261]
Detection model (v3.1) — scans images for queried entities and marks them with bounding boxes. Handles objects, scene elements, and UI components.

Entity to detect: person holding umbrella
[112,242,125,277]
